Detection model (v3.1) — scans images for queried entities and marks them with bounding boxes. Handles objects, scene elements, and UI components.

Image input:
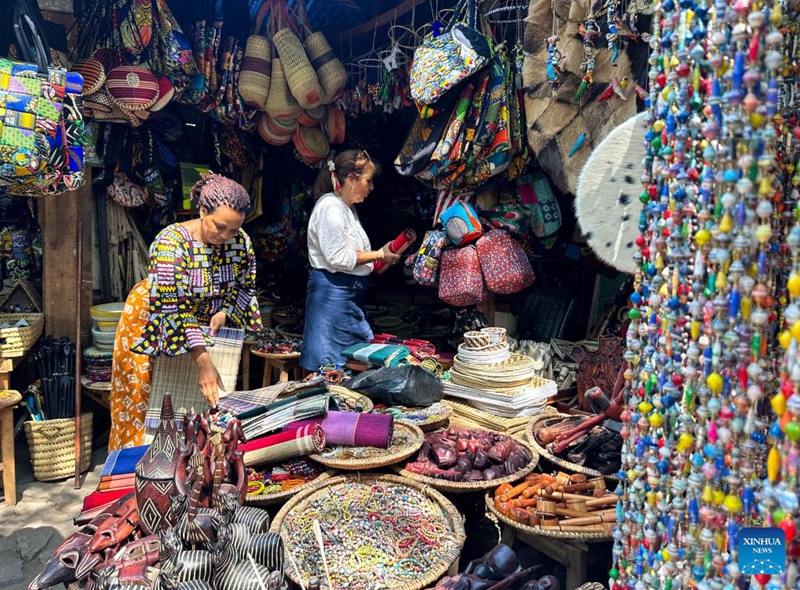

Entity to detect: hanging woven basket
[264,58,301,120]
[258,113,295,145]
[297,105,325,127]
[293,126,330,163]
[239,3,273,110]
[305,31,348,104]
[273,27,324,110]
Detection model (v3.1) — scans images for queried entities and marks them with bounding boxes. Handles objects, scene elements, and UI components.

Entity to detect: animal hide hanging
[522,0,651,196]
[575,113,647,274]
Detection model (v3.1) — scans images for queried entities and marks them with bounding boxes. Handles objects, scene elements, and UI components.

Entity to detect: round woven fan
[72,58,106,95]
[293,126,330,163]
[106,66,160,112]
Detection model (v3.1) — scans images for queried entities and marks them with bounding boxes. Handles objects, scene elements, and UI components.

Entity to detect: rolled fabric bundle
[286,411,394,449]
[243,424,325,467]
[341,343,410,368]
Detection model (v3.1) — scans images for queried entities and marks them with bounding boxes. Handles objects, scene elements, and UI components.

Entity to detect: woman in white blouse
[300,150,401,371]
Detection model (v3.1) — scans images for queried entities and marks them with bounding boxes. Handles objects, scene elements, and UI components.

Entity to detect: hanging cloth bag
[239,0,273,110]
[409,0,491,106]
[439,201,483,246]
[438,246,488,307]
[271,0,324,109]
[475,229,535,294]
[0,8,67,187]
[410,230,449,287]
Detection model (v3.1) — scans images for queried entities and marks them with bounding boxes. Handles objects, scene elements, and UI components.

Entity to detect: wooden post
[41,178,93,343]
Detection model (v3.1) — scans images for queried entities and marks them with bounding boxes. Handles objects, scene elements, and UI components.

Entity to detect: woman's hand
[192,348,225,407]
[209,311,227,336]
[379,241,402,265]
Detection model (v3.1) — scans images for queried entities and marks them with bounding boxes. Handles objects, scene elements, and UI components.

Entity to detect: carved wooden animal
[159,528,214,584]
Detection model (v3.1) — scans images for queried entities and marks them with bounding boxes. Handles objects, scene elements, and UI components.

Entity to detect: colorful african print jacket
[131,224,262,356]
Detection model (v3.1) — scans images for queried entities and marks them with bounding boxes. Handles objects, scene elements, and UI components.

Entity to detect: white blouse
[307,193,373,276]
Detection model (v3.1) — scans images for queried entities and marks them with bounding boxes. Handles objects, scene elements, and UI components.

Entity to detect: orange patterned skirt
[109,279,152,451]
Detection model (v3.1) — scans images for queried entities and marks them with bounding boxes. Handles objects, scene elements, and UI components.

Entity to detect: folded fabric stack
[239,389,333,440]
[76,445,148,524]
[81,347,113,388]
[342,342,410,368]
[443,328,556,418]
[371,333,436,357]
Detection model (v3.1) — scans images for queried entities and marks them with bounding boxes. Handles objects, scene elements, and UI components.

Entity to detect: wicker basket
[396,433,539,494]
[24,413,93,481]
[0,281,45,357]
[273,28,324,109]
[265,58,300,120]
[245,469,335,507]
[271,473,466,590]
[305,32,348,104]
[0,312,45,357]
[239,35,272,110]
[309,421,424,471]
[485,492,614,540]
[525,412,618,479]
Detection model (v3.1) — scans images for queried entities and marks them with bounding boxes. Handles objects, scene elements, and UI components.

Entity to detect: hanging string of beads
[615,1,799,590]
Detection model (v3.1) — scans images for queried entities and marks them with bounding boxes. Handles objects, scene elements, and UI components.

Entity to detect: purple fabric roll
[286,411,394,449]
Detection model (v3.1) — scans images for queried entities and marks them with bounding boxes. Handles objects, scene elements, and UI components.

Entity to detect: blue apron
[300,269,373,371]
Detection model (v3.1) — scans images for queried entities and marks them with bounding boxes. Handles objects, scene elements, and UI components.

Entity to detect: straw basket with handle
[294,0,348,104]
[24,413,93,481]
[238,0,273,110]
[265,57,300,120]
[270,0,324,110]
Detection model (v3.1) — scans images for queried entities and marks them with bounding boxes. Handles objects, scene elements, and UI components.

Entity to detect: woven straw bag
[239,2,272,110]
[24,414,93,481]
[293,0,347,104]
[265,58,301,119]
[305,32,347,104]
[273,27,324,109]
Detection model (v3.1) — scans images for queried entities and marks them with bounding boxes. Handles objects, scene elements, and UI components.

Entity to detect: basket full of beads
[270,473,466,590]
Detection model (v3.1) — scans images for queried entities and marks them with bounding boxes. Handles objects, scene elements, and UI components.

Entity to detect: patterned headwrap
[191,173,251,213]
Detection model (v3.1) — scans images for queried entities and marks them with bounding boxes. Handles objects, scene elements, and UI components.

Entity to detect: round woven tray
[270,473,466,590]
[245,470,335,507]
[525,413,616,479]
[379,402,453,433]
[275,325,304,339]
[327,384,374,413]
[251,349,302,360]
[396,433,540,494]
[485,492,614,541]
[309,421,424,470]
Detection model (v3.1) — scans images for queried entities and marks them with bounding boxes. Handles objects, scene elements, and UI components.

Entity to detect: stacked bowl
[89,303,124,351]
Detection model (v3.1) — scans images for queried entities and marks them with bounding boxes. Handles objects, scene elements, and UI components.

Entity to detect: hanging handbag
[438,246,488,307]
[239,0,272,110]
[271,0,324,110]
[409,230,449,287]
[409,0,491,106]
[0,11,67,187]
[475,229,535,295]
[440,201,483,246]
[9,71,87,196]
[518,171,561,238]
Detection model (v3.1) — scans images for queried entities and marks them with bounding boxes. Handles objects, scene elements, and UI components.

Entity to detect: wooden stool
[0,390,22,507]
[251,350,302,387]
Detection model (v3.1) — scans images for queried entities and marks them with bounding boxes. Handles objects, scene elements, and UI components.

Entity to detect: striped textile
[99,445,149,477]
[433,189,474,225]
[145,327,244,435]
[217,382,291,415]
[241,391,332,440]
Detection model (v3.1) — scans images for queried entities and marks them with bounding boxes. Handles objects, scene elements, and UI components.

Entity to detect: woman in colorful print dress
[109,174,261,450]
